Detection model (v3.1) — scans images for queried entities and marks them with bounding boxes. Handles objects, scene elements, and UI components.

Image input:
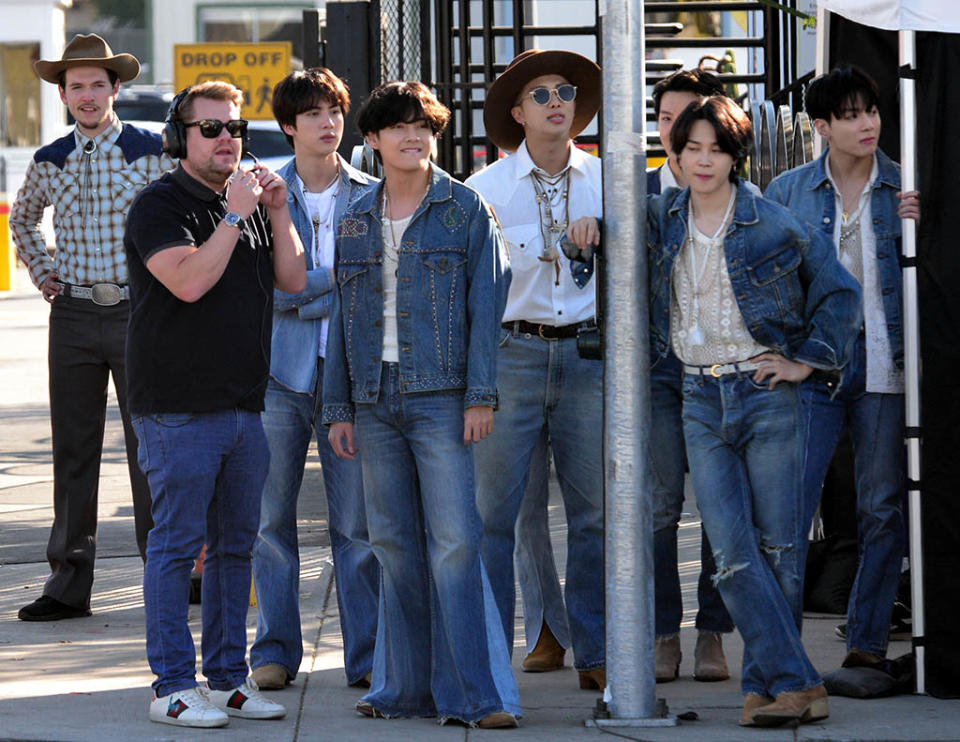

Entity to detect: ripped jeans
[681,371,822,697]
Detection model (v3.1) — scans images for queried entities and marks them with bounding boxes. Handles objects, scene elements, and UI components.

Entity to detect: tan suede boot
[251,664,290,690]
[694,631,730,681]
[655,633,681,682]
[752,685,829,727]
[521,621,565,672]
[477,711,519,729]
[738,693,773,726]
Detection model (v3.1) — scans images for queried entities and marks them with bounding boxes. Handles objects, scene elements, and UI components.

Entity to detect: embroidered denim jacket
[268,155,377,393]
[321,166,510,423]
[765,147,904,368]
[648,182,862,371]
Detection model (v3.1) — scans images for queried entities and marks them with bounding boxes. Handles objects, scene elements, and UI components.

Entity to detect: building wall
[0,0,72,144]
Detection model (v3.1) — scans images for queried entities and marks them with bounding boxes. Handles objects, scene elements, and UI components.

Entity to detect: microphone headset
[161,86,252,161]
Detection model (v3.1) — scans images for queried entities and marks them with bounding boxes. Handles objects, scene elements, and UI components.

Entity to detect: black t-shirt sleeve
[127,186,197,263]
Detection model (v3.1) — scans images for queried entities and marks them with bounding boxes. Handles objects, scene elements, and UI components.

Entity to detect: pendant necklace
[531,167,570,285]
[685,187,736,346]
[306,162,341,233]
[381,180,430,277]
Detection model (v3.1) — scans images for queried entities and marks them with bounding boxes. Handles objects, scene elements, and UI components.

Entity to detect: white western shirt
[824,156,903,394]
[466,140,602,326]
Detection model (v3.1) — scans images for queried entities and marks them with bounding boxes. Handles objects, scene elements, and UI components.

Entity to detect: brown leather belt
[502,320,589,340]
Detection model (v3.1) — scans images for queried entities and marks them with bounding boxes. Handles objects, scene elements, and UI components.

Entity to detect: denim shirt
[268,155,378,393]
[321,166,511,423]
[765,147,904,368]
[647,181,862,371]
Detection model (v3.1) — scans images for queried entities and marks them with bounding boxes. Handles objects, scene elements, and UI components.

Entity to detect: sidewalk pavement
[0,266,955,741]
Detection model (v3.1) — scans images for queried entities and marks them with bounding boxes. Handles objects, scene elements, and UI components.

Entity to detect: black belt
[503,320,591,340]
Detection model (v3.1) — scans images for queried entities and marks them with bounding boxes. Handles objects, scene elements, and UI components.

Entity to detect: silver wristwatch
[223,211,244,229]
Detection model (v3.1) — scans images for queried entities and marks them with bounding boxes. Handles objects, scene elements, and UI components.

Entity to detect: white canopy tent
[817,0,960,694]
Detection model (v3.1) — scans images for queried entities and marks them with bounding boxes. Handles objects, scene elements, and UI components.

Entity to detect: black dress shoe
[18,595,91,621]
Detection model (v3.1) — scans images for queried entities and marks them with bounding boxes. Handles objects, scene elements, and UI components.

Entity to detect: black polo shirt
[124,164,274,414]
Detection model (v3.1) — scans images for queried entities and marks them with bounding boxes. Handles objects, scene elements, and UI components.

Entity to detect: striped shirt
[10,116,175,288]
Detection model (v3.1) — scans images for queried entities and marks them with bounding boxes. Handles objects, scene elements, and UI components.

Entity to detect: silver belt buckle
[90,283,122,306]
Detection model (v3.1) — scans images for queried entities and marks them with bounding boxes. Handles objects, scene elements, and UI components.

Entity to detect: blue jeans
[804,337,906,658]
[354,364,520,722]
[651,353,733,636]
[133,409,268,697]
[475,329,604,670]
[514,431,571,654]
[251,368,379,684]
[681,372,822,696]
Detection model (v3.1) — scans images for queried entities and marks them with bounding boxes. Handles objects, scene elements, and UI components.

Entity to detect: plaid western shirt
[10,116,175,288]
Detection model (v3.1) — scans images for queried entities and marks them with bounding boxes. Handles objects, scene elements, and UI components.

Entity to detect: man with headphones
[10,34,175,623]
[124,80,306,728]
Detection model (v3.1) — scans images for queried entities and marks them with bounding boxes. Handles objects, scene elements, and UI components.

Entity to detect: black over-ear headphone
[162,88,191,159]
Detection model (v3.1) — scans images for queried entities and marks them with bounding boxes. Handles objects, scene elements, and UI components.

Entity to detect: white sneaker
[204,677,286,720]
[150,686,229,728]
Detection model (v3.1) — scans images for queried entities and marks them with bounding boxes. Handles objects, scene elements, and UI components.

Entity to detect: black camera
[558,234,604,360]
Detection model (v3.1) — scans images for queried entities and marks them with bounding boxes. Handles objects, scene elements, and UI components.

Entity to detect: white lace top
[670,189,768,365]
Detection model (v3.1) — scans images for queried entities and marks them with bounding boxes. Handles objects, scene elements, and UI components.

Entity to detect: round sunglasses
[184,118,249,138]
[526,84,577,106]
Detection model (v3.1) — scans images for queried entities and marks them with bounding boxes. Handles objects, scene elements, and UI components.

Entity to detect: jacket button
[375,286,382,292]
[375,320,381,326]
[823,217,830,224]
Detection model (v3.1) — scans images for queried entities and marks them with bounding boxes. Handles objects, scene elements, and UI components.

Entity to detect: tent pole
[898,28,925,695]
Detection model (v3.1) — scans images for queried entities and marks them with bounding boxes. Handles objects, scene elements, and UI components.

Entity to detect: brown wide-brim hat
[483,49,601,153]
[34,33,140,84]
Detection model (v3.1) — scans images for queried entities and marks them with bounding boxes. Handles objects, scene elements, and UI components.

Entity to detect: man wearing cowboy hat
[10,34,174,621]
[466,49,605,690]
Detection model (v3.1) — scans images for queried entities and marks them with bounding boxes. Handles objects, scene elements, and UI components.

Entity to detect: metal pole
[588,0,672,728]
[898,29,925,695]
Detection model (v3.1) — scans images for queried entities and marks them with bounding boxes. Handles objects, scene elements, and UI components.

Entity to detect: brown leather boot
[578,667,606,690]
[752,685,829,727]
[738,693,773,727]
[521,621,565,672]
[842,648,884,668]
[655,633,681,682]
[694,631,730,681]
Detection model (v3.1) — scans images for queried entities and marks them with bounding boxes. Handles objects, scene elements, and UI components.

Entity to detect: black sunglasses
[527,84,577,106]
[184,118,248,139]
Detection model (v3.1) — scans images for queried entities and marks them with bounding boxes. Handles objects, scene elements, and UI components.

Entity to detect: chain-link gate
[377,0,429,82]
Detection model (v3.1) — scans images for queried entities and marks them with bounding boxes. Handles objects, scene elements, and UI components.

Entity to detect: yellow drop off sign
[174,43,292,120]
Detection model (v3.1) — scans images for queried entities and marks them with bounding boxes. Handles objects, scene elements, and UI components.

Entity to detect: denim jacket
[268,155,377,393]
[765,147,904,368]
[648,181,862,371]
[321,166,511,423]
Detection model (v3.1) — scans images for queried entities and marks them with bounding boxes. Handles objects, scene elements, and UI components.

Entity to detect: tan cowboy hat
[483,49,601,153]
[34,33,140,84]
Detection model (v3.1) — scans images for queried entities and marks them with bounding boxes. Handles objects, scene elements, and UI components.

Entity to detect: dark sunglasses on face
[184,118,249,138]
[527,84,577,106]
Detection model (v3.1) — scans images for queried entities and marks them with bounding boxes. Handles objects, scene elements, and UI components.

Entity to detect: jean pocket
[745,376,793,393]
[149,412,195,428]
[498,327,512,348]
